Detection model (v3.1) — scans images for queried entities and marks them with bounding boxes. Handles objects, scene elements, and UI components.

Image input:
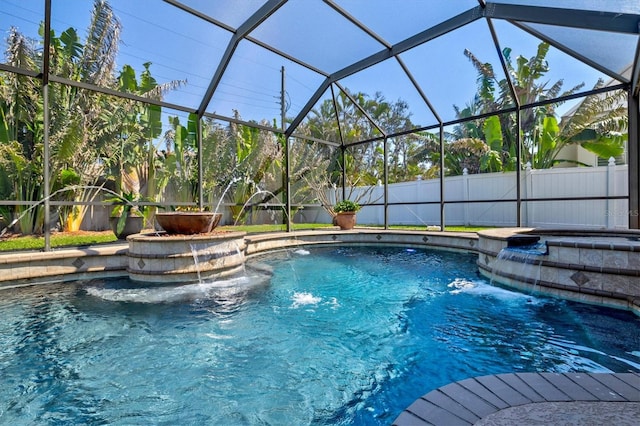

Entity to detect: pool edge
[393,372,640,426]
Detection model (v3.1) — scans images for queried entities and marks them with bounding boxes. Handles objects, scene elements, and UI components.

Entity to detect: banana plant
[456,42,627,171]
[158,114,199,208]
[0,28,44,234]
[116,62,184,207]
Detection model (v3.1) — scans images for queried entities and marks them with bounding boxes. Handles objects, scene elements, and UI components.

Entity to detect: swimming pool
[0,246,638,424]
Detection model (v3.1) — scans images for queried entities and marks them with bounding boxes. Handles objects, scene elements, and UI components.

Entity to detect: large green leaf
[139,62,158,95]
[480,150,502,173]
[173,120,188,160]
[581,135,626,160]
[483,115,503,152]
[142,104,162,140]
[0,107,10,143]
[56,117,83,162]
[118,65,138,92]
[60,28,83,61]
[187,113,198,149]
[539,116,559,153]
[569,128,597,142]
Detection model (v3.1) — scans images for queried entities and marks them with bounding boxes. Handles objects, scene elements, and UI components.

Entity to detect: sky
[0,0,636,135]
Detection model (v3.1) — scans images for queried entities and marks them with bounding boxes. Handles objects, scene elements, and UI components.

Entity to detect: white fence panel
[612,166,630,229]
[309,164,630,229]
[530,167,607,198]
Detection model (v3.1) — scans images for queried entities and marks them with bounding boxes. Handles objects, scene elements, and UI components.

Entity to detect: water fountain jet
[126,184,249,284]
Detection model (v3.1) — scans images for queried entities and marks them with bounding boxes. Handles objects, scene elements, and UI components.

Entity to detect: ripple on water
[0,246,637,426]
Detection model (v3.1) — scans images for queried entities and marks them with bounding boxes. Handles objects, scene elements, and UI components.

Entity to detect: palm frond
[80,0,121,86]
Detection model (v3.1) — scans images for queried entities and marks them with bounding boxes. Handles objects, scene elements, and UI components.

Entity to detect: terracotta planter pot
[155,212,222,235]
[335,212,356,230]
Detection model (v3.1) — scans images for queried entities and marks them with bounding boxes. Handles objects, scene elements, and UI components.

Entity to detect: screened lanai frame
[0,0,639,250]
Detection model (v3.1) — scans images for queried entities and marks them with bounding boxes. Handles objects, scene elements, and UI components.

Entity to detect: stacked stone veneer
[3,228,638,315]
[127,231,247,283]
[0,245,128,289]
[0,229,478,288]
[243,229,479,256]
[478,229,640,314]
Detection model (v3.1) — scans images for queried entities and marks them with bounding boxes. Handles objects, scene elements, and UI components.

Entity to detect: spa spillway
[477,228,640,313]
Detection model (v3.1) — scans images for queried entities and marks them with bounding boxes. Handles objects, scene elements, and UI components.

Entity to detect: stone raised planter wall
[127,231,247,284]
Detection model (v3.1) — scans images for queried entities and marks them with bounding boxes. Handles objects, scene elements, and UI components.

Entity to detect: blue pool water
[0,246,639,425]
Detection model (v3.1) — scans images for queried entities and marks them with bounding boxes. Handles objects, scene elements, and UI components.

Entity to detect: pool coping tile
[589,373,640,401]
[437,382,499,418]
[539,373,600,401]
[474,375,532,406]
[422,390,481,424]
[493,373,545,403]
[456,377,510,410]
[394,373,640,425]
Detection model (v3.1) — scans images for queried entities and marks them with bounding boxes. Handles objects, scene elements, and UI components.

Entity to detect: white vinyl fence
[299,161,629,230]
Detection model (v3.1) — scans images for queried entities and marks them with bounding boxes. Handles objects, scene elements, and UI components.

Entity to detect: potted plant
[106,191,146,239]
[333,200,360,230]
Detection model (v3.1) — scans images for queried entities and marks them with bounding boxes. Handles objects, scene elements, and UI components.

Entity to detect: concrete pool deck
[393,372,640,425]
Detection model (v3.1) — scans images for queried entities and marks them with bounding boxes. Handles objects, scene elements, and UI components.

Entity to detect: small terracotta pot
[335,212,356,230]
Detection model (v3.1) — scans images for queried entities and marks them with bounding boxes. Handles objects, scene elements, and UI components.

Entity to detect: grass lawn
[0,224,489,252]
[0,231,120,252]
